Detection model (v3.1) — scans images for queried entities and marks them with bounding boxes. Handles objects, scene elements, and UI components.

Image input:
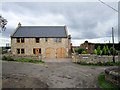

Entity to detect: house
[80,41,94,54]
[11,23,71,59]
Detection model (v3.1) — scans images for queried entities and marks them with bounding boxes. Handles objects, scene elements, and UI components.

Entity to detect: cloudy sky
[0,0,119,46]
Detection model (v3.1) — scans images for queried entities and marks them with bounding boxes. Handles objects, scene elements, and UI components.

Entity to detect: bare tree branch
[0,15,8,32]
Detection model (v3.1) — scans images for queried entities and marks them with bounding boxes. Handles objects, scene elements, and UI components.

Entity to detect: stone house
[11,23,71,59]
[80,41,94,54]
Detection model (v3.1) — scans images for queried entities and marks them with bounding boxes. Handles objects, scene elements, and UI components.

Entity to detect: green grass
[16,58,45,63]
[98,73,120,90]
[2,56,45,64]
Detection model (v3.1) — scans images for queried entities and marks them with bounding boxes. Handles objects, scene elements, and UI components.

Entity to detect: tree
[110,47,117,56]
[93,49,97,55]
[0,15,7,31]
[82,51,86,54]
[106,45,110,55]
[100,50,102,55]
[76,48,85,54]
[102,45,106,55]
[97,45,101,55]
[110,47,113,55]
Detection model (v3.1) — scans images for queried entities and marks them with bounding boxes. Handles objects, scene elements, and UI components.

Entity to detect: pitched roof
[11,26,68,38]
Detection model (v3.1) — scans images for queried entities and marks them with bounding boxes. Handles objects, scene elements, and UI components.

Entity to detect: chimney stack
[18,22,21,27]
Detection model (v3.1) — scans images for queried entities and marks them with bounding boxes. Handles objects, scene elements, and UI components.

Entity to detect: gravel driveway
[2,59,109,88]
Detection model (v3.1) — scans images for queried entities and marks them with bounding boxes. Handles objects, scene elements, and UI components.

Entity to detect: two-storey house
[11,23,71,59]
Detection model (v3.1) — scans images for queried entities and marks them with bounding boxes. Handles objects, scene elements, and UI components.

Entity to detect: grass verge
[16,58,45,63]
[98,73,120,90]
[2,56,45,63]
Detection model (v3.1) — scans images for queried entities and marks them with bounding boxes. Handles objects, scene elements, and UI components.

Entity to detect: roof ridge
[21,26,65,27]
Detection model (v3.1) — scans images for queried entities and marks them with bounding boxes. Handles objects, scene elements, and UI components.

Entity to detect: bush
[93,49,97,54]
[2,56,14,61]
[6,56,15,61]
[2,56,7,60]
[16,58,44,63]
[82,51,86,54]
[76,48,85,54]
[97,45,101,55]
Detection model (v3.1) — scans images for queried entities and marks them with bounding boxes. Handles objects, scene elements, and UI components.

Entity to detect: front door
[33,48,41,56]
[35,48,39,55]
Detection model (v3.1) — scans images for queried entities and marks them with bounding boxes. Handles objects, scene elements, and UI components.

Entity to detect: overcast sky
[0,0,119,46]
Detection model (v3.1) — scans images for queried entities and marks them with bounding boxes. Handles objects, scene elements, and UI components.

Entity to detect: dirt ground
[2,59,110,88]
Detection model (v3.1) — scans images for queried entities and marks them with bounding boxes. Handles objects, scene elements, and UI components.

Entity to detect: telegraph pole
[112,27,115,63]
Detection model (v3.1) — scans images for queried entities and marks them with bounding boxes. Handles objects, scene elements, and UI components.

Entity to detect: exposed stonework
[11,37,71,59]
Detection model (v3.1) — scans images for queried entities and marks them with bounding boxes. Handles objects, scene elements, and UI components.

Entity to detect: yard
[2,59,111,88]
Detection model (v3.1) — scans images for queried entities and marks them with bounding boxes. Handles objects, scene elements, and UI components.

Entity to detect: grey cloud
[2,2,118,40]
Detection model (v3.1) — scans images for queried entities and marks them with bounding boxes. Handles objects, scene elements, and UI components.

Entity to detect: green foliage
[110,47,113,54]
[82,51,86,54]
[16,58,44,63]
[2,56,44,63]
[100,50,102,55]
[102,46,107,55]
[76,48,85,54]
[2,56,14,61]
[93,49,97,54]
[98,73,119,89]
[2,56,7,60]
[110,47,118,55]
[94,45,117,55]
[106,45,110,55]
[97,45,101,55]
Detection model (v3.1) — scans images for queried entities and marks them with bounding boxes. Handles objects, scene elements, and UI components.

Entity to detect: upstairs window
[21,38,24,43]
[58,38,62,42]
[54,38,57,42]
[54,38,62,42]
[36,38,39,43]
[17,38,24,43]
[17,38,20,43]
[45,38,48,42]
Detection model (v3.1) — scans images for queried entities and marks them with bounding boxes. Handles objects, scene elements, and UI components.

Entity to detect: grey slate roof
[11,26,67,38]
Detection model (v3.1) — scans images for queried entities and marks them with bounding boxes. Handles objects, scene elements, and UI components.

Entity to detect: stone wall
[72,54,119,63]
[105,67,120,86]
[11,37,71,58]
